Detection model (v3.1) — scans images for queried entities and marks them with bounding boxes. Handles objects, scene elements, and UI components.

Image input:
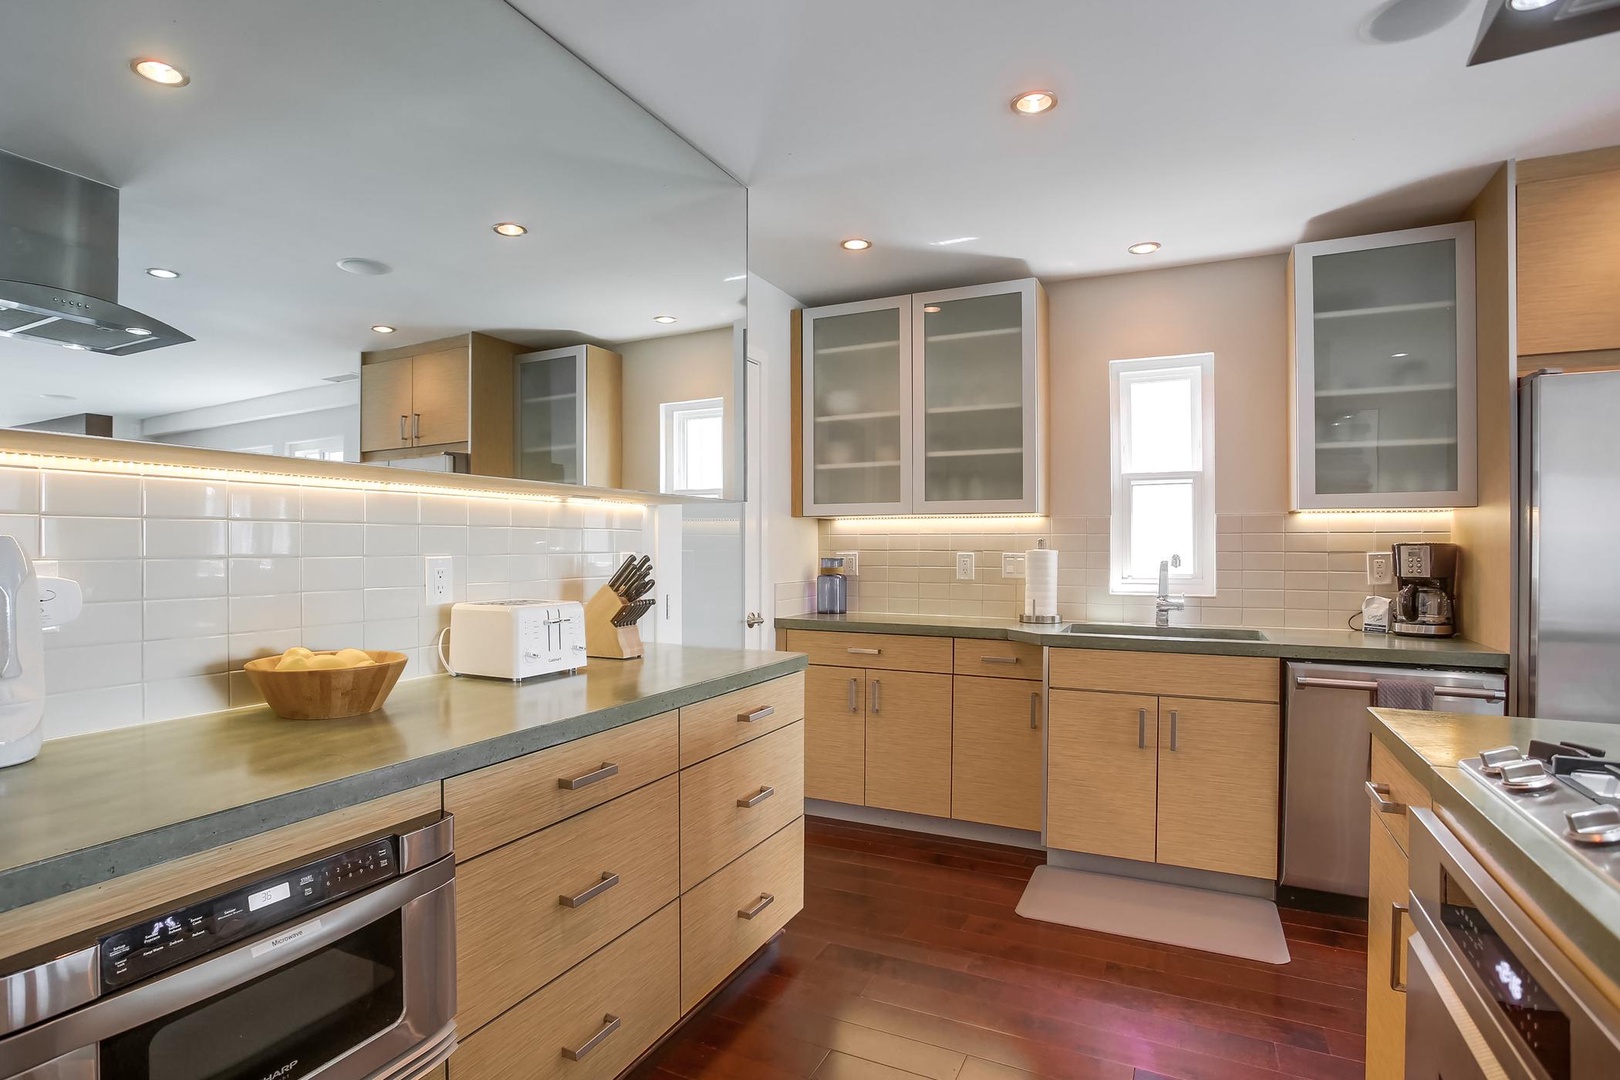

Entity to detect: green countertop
[776,613,1509,670]
[1371,710,1620,1006]
[0,645,806,914]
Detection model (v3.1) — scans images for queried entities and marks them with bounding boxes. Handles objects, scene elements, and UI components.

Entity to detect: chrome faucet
[1156,555,1185,628]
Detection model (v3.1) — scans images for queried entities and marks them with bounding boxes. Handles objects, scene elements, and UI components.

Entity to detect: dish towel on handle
[1375,677,1435,711]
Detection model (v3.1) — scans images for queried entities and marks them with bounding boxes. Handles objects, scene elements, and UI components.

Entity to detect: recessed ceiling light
[1128,242,1162,255]
[63,344,89,351]
[1011,90,1057,115]
[492,222,528,237]
[337,258,392,276]
[131,59,189,86]
[929,237,979,247]
[40,393,76,401]
[124,326,152,336]
[1508,0,1558,9]
[653,315,678,324]
[1392,352,1410,358]
[923,305,942,314]
[840,238,872,251]
[145,267,180,279]
[723,274,746,282]
[371,325,396,334]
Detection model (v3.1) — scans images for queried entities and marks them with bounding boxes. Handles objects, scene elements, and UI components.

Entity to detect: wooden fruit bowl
[243,650,408,720]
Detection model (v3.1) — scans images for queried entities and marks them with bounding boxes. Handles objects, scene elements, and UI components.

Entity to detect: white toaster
[447,599,586,680]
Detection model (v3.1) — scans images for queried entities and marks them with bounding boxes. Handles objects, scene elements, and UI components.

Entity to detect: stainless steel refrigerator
[1518,370,1620,721]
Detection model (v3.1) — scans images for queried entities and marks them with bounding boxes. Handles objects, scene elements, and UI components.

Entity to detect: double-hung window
[660,397,725,498]
[1109,353,1216,596]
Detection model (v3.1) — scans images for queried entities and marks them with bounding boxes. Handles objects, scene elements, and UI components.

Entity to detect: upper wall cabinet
[1290,223,1477,510]
[800,278,1047,516]
[360,332,519,477]
[514,345,623,489]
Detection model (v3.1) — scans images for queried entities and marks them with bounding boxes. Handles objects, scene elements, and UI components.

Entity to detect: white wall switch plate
[425,555,454,605]
[835,551,859,576]
[1366,551,1393,587]
[1001,552,1026,578]
[956,551,976,580]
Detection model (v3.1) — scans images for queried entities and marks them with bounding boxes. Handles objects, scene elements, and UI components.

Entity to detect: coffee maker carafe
[1391,542,1458,638]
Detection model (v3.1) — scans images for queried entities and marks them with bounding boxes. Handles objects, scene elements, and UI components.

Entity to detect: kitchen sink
[1060,622,1268,642]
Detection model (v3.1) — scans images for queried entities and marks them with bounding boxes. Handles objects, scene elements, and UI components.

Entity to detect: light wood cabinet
[360,332,519,476]
[679,722,804,888]
[864,670,952,817]
[784,629,952,673]
[514,345,623,488]
[951,675,1042,832]
[1154,697,1280,880]
[953,637,1043,679]
[1518,161,1620,356]
[798,277,1047,516]
[1047,690,1158,862]
[804,665,866,804]
[1366,808,1411,1080]
[678,671,805,768]
[1048,648,1278,703]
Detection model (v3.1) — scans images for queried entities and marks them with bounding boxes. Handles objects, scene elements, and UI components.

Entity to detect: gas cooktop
[1458,741,1620,889]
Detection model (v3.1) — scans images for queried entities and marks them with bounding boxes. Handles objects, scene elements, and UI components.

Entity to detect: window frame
[1108,353,1216,597]
[660,397,726,499]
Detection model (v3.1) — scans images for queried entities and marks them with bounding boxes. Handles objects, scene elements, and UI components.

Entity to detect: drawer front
[679,671,805,768]
[680,722,804,889]
[452,902,679,1080]
[680,817,804,1013]
[953,638,1043,679]
[456,776,679,1034]
[1048,648,1280,703]
[445,711,678,860]
[784,630,952,673]
[1370,736,1431,855]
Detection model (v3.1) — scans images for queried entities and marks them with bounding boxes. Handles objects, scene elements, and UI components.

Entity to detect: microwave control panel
[99,836,396,990]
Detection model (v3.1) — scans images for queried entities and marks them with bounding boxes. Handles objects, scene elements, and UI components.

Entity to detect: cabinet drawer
[1370,736,1431,855]
[444,712,677,860]
[784,630,952,673]
[681,722,804,888]
[953,638,1043,679]
[679,672,805,768]
[681,817,804,1013]
[456,777,679,1034]
[1048,648,1279,703]
[452,902,679,1080]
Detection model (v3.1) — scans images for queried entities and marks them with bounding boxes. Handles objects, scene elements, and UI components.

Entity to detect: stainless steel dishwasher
[1281,660,1506,898]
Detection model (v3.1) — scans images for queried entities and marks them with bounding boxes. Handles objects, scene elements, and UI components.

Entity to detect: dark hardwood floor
[630,817,1368,1080]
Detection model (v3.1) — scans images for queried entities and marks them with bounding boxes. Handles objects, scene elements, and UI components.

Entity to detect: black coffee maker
[1391,542,1458,638]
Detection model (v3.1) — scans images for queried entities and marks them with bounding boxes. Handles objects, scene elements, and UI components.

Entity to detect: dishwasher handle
[1291,674,1505,703]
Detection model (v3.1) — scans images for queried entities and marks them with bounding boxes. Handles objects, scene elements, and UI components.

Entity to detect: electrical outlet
[956,551,976,581]
[424,555,454,605]
[1001,552,1026,578]
[835,550,859,576]
[1366,551,1393,587]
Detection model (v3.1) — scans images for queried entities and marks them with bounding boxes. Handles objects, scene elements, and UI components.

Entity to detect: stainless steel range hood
[0,150,191,355]
[1470,0,1620,65]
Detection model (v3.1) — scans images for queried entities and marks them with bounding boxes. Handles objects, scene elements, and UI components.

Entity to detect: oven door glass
[1438,867,1571,1080]
[101,911,404,1080]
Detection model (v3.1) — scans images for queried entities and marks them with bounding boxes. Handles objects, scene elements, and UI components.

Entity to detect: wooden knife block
[584,585,644,660]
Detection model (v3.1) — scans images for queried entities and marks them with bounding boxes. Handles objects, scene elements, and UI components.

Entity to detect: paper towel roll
[1025,547,1058,619]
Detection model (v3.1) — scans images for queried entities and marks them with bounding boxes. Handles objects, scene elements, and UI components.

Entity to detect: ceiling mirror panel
[0,0,747,499]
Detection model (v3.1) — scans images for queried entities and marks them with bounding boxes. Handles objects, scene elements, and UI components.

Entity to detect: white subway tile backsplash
[143,636,230,681]
[303,590,365,626]
[144,477,227,518]
[144,558,228,599]
[145,598,229,640]
[0,467,39,514]
[42,685,145,741]
[229,521,300,557]
[468,527,509,555]
[301,486,365,522]
[302,622,366,652]
[302,522,364,557]
[228,482,300,521]
[41,472,143,517]
[229,628,303,666]
[303,557,364,592]
[55,559,143,603]
[0,515,41,557]
[144,675,232,723]
[420,495,470,526]
[145,519,228,559]
[230,594,302,633]
[418,526,468,556]
[229,557,301,594]
[364,587,419,621]
[43,601,142,648]
[42,516,140,560]
[45,642,142,693]
[364,556,418,589]
[365,491,419,524]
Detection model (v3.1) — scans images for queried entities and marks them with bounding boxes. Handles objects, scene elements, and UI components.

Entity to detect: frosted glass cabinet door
[515,348,583,485]
[1292,222,1476,509]
[801,296,913,515]
[913,280,1043,513]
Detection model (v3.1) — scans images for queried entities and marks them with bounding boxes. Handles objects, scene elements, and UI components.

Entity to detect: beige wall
[1046,253,1291,519]
[618,327,735,494]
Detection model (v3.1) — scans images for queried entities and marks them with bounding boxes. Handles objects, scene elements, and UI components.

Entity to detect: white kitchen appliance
[0,537,44,769]
[446,599,586,681]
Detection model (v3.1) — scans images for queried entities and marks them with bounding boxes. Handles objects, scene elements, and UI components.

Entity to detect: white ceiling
[515,0,1620,307]
[0,0,744,428]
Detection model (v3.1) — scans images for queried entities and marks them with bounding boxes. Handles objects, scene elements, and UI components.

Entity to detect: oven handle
[1291,674,1505,703]
[0,855,455,1073]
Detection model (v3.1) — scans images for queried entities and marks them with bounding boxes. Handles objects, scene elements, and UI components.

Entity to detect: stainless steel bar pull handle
[982,655,1019,665]
[399,415,408,441]
[739,705,775,724]
[559,871,620,908]
[847,646,881,655]
[412,413,421,440]
[562,1014,622,1061]
[1292,674,1505,703]
[1169,710,1179,751]
[1389,903,1408,992]
[558,761,619,790]
[848,678,858,712]
[1365,781,1406,815]
[1138,709,1147,749]
[737,785,776,808]
[1030,691,1040,730]
[870,678,881,714]
[738,893,775,920]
